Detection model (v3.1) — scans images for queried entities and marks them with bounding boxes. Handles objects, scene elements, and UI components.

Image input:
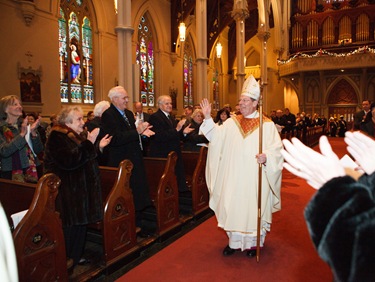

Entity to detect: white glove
[281,135,345,189]
[345,131,375,175]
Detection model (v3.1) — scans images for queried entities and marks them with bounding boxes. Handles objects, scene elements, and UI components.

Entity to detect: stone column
[196,0,208,103]
[231,1,249,97]
[115,0,134,99]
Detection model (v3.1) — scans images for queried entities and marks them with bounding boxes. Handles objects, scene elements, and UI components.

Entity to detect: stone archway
[327,78,358,127]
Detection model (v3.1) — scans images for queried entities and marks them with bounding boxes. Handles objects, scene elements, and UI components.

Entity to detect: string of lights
[277,46,375,65]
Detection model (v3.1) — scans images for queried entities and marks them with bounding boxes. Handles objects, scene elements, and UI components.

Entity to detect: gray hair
[93,100,110,117]
[157,95,171,105]
[57,106,83,125]
[108,86,127,101]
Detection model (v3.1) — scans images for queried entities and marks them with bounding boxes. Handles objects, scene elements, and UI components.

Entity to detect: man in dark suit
[134,101,150,123]
[148,95,193,195]
[360,102,375,137]
[101,86,155,234]
[272,109,287,133]
[283,108,296,133]
[353,100,371,130]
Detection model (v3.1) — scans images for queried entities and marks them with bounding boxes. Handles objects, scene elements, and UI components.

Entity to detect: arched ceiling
[171,0,274,70]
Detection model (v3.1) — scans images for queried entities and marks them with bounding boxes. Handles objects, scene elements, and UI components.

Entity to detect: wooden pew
[0,160,143,280]
[181,146,209,216]
[0,174,69,282]
[143,151,180,235]
[0,180,35,230]
[95,159,138,266]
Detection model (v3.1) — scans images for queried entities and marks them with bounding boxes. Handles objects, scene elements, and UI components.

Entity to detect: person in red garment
[282,132,375,282]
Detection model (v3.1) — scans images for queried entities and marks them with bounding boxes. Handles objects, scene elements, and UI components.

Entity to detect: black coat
[360,120,375,138]
[43,125,103,226]
[85,116,102,132]
[305,173,375,282]
[353,110,367,130]
[337,119,347,137]
[181,120,208,152]
[148,109,187,191]
[283,113,296,132]
[85,116,108,165]
[101,104,152,211]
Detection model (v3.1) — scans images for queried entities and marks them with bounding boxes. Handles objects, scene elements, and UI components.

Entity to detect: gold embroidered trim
[233,115,272,138]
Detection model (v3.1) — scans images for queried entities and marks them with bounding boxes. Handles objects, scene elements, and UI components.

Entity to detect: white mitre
[241,74,260,100]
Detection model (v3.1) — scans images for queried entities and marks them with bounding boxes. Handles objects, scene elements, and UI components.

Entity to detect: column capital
[257,30,271,42]
[231,8,249,21]
[231,0,249,20]
[115,25,134,34]
[196,57,209,63]
[236,72,246,79]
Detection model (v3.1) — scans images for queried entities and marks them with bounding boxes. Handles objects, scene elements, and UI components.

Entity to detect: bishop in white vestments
[199,75,283,257]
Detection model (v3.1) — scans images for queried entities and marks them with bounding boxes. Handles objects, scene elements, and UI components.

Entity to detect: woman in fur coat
[43,106,111,267]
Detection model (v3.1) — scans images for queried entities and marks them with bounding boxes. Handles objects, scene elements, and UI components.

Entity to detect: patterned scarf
[2,124,38,183]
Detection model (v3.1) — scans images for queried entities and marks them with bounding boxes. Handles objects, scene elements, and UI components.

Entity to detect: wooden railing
[280,125,325,147]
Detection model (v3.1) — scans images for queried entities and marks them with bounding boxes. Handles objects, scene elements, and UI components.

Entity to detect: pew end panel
[191,146,209,214]
[12,173,68,282]
[182,146,209,215]
[0,179,36,229]
[101,160,138,265]
[144,151,180,235]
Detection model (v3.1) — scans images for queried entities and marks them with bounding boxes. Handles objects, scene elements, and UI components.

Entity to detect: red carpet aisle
[118,137,347,282]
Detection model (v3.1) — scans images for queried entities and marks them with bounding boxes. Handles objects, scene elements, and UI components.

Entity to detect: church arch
[326,77,358,122]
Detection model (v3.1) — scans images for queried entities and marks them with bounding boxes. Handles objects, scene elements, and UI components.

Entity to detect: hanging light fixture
[216,42,222,58]
[179,22,186,42]
[216,0,222,58]
[179,0,186,42]
[114,0,118,14]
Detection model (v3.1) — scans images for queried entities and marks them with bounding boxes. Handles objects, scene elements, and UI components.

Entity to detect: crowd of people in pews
[269,108,329,136]
[2,89,375,274]
[268,100,374,140]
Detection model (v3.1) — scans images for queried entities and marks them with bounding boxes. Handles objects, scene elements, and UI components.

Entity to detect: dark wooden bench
[0,174,69,282]
[182,146,209,216]
[143,151,180,235]
[98,159,138,265]
[306,125,324,147]
[0,159,137,280]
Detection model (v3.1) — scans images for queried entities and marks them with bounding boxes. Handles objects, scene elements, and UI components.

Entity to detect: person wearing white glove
[281,135,346,189]
[282,132,375,282]
[345,131,375,175]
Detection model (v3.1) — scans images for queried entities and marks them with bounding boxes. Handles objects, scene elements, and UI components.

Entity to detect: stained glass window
[59,0,94,104]
[136,15,154,107]
[183,42,194,107]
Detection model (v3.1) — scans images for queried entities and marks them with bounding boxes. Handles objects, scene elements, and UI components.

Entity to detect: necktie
[168,114,173,126]
[123,113,131,127]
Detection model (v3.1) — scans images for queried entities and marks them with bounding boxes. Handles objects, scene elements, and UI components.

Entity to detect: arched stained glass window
[59,0,94,104]
[183,42,193,107]
[136,15,154,107]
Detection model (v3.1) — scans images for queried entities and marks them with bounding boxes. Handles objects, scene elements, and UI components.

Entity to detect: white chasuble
[200,113,283,235]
